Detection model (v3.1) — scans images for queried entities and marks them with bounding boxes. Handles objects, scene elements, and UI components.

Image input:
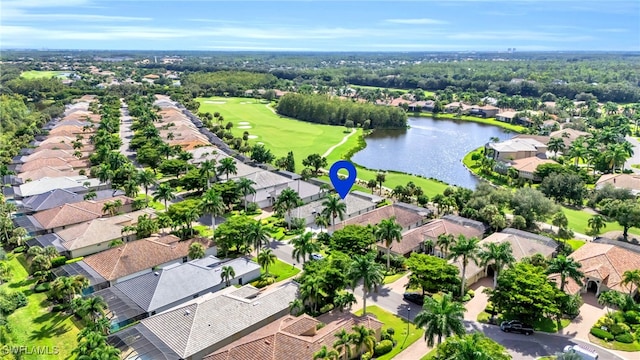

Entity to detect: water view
[351,117,513,189]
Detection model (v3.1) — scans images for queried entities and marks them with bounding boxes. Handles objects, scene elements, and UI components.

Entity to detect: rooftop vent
[184,310,190,316]
[154,272,159,276]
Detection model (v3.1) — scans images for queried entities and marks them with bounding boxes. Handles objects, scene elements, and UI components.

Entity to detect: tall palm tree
[322,194,346,229]
[315,212,330,232]
[217,157,238,181]
[153,183,175,212]
[375,217,403,271]
[257,248,276,275]
[375,172,386,195]
[313,345,340,360]
[350,325,376,357]
[92,316,112,336]
[414,292,466,347]
[122,178,139,198]
[221,265,235,287]
[333,328,353,360]
[436,234,454,258]
[621,269,640,296]
[300,275,328,314]
[448,235,481,297]
[84,296,108,321]
[236,177,256,212]
[291,231,320,263]
[588,215,606,239]
[199,159,217,189]
[598,290,624,314]
[200,188,225,240]
[547,255,584,293]
[136,169,157,206]
[348,253,383,316]
[274,188,302,230]
[547,137,566,157]
[478,242,515,288]
[246,221,269,253]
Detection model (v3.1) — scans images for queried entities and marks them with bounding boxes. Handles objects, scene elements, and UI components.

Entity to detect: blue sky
[1,0,639,51]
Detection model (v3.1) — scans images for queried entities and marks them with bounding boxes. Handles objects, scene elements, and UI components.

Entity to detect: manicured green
[251,257,300,283]
[1,253,81,359]
[567,239,586,251]
[589,335,640,351]
[354,305,424,360]
[431,113,525,133]
[20,70,68,79]
[197,97,361,170]
[561,205,640,236]
[383,271,407,285]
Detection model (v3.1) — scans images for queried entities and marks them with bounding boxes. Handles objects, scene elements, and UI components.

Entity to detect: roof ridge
[108,242,128,280]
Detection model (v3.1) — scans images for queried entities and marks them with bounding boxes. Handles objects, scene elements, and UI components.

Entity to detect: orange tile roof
[32,196,132,230]
[333,204,427,231]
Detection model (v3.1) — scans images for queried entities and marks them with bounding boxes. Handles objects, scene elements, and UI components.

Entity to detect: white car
[563,345,599,360]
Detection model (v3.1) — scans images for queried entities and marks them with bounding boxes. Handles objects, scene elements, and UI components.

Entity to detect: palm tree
[221,265,235,287]
[136,169,157,206]
[478,242,515,288]
[322,194,346,229]
[246,221,269,252]
[153,183,175,212]
[547,255,584,293]
[217,157,238,181]
[236,177,256,212]
[375,172,386,195]
[313,345,340,360]
[448,235,481,297]
[122,178,139,198]
[436,233,454,258]
[438,332,507,360]
[200,188,225,240]
[299,275,328,314]
[274,188,302,230]
[92,316,112,336]
[84,296,108,321]
[547,137,566,157]
[621,269,640,295]
[375,217,403,271]
[366,179,377,194]
[588,214,606,239]
[350,325,376,357]
[598,290,624,314]
[348,253,383,316]
[414,292,466,347]
[291,231,320,263]
[315,212,330,232]
[199,159,217,189]
[333,328,353,360]
[257,248,277,275]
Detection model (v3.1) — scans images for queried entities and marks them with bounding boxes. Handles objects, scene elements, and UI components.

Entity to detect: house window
[183,256,188,262]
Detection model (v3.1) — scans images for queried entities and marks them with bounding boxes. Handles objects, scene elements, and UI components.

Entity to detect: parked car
[500,320,534,335]
[403,292,424,305]
[311,253,324,261]
[563,345,599,360]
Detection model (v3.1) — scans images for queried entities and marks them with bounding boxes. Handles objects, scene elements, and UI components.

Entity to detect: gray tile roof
[114,256,261,312]
[140,280,299,358]
[20,189,124,213]
[293,193,376,220]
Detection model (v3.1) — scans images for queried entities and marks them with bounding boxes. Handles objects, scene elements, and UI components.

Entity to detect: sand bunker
[237,125,252,129]
[238,122,250,125]
[247,135,258,139]
[204,101,226,104]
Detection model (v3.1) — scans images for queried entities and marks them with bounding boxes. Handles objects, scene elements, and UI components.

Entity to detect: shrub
[609,322,630,336]
[385,327,395,336]
[246,202,258,214]
[50,256,67,268]
[467,289,475,298]
[13,246,25,253]
[594,315,615,329]
[51,304,65,312]
[374,340,394,356]
[462,293,472,302]
[65,257,83,264]
[316,322,325,330]
[381,330,393,341]
[34,282,50,293]
[361,353,372,360]
[319,303,334,314]
[624,310,640,325]
[615,333,634,343]
[590,327,614,341]
[0,289,27,315]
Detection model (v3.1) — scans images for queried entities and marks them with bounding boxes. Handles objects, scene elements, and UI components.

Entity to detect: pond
[351,117,513,189]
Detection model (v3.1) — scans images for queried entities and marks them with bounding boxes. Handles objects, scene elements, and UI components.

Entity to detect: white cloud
[201,26,373,40]
[385,18,448,25]
[3,11,152,22]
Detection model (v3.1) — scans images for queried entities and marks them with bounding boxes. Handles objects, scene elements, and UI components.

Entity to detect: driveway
[561,292,608,340]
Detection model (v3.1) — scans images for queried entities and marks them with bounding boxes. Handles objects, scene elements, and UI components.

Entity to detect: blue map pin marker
[329,160,357,199]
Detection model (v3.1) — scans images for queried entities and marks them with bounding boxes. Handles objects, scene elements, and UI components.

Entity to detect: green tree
[547,255,584,293]
[478,242,515,288]
[406,253,461,296]
[136,169,157,206]
[250,143,275,164]
[257,248,277,275]
[366,179,377,194]
[375,172,386,195]
[621,269,640,295]
[433,332,511,360]
[200,188,225,240]
[217,157,238,181]
[322,194,346,229]
[291,231,320,263]
[436,234,454,258]
[613,199,640,240]
[333,328,353,360]
[302,153,328,175]
[236,177,256,212]
[510,187,558,228]
[153,182,175,212]
[350,325,376,357]
[246,221,269,252]
[188,242,206,259]
[274,188,302,230]
[221,265,235,287]
[83,296,108,321]
[587,214,607,239]
[374,217,403,271]
[414,292,466,347]
[448,235,481,297]
[313,345,340,360]
[330,225,376,256]
[347,253,383,316]
[547,137,566,157]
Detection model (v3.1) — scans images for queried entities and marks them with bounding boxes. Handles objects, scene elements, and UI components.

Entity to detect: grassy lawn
[431,113,525,133]
[135,194,164,211]
[589,335,640,351]
[421,348,437,360]
[250,258,301,287]
[196,97,361,170]
[561,205,640,236]
[354,305,424,360]
[383,271,407,285]
[566,239,586,251]
[20,70,68,79]
[2,253,80,359]
[193,224,213,238]
[476,311,569,333]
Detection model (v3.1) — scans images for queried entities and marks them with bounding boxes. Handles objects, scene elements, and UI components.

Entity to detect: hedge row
[590,327,614,341]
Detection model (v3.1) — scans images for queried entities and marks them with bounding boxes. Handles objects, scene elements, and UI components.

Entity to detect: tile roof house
[19,189,123,214]
[82,235,215,285]
[455,228,557,286]
[507,157,557,181]
[444,102,472,113]
[549,242,640,296]
[468,105,500,118]
[486,138,548,162]
[110,281,299,360]
[550,128,591,148]
[204,312,383,360]
[332,203,430,232]
[14,175,103,199]
[289,192,378,226]
[595,173,640,196]
[378,215,487,257]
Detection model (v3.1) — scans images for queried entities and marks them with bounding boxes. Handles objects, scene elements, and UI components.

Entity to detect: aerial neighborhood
[2,43,640,360]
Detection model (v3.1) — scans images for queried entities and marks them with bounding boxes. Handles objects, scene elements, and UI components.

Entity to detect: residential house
[332,203,430,232]
[18,189,123,214]
[108,281,299,360]
[468,105,500,118]
[507,157,557,181]
[550,241,640,296]
[486,138,548,162]
[377,215,486,257]
[549,128,591,148]
[204,312,383,360]
[444,102,471,113]
[16,167,82,182]
[13,176,105,199]
[93,256,261,329]
[288,192,378,226]
[453,228,557,286]
[595,173,640,196]
[408,100,435,112]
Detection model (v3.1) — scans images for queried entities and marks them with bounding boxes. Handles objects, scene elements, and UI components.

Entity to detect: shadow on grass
[29,322,72,341]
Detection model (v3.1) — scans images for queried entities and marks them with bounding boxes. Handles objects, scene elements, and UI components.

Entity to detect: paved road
[267,239,625,360]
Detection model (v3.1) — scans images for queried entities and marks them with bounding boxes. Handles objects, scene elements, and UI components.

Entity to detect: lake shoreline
[408,111,525,133]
